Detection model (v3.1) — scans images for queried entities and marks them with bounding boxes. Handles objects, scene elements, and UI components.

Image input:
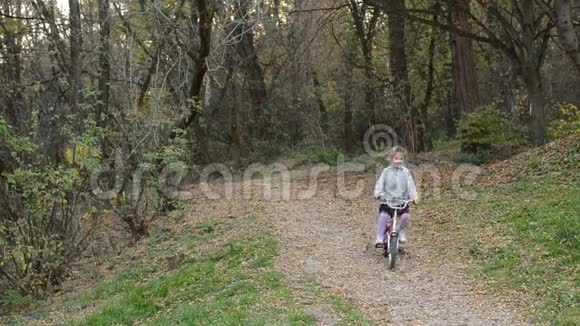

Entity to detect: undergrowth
[3,216,368,325]
[438,176,579,324]
[282,146,344,166]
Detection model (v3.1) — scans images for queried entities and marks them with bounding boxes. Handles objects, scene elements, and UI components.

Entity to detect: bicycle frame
[378,198,412,269]
[384,208,400,253]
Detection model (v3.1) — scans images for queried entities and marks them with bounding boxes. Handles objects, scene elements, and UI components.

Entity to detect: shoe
[375,241,384,248]
[399,231,407,243]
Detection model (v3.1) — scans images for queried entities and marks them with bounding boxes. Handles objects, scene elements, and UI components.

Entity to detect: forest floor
[2,136,578,325]
[264,163,527,324]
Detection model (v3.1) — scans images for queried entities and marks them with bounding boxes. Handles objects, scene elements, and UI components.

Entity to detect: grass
[75,234,315,325]
[68,221,316,325]
[282,146,345,166]
[432,138,462,151]
[4,216,368,325]
[438,176,579,324]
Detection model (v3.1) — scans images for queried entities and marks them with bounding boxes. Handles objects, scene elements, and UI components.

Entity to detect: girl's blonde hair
[386,146,407,161]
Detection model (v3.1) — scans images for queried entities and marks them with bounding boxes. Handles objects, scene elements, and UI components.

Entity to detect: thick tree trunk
[420,14,438,152]
[68,0,82,114]
[388,0,416,152]
[182,61,210,163]
[177,0,213,163]
[448,0,480,115]
[0,1,24,128]
[349,2,379,127]
[233,1,268,139]
[523,67,547,144]
[555,0,580,75]
[97,0,110,128]
[446,90,459,138]
[520,1,548,145]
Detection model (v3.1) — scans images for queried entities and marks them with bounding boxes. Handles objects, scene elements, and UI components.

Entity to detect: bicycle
[376,197,414,269]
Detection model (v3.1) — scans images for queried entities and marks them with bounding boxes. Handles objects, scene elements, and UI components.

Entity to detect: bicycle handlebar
[375,195,414,209]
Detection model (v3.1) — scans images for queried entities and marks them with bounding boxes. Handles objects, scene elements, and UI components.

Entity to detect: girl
[373,146,418,247]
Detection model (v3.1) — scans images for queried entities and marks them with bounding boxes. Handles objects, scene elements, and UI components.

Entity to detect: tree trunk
[68,0,82,114]
[349,2,379,127]
[448,0,480,115]
[230,79,242,168]
[97,0,110,128]
[176,0,213,163]
[0,0,24,128]
[446,90,459,138]
[363,52,376,127]
[520,1,548,145]
[233,0,268,139]
[181,61,210,163]
[420,13,438,151]
[523,67,547,144]
[344,57,354,154]
[388,0,416,152]
[555,0,580,75]
[312,71,328,136]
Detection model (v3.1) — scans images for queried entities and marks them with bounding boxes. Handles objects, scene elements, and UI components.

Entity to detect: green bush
[458,108,502,154]
[0,117,96,298]
[285,146,342,165]
[458,106,526,155]
[549,103,580,140]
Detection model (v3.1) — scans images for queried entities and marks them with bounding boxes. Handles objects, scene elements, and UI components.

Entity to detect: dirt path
[260,169,527,325]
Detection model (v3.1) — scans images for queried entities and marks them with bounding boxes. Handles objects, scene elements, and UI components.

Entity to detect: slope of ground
[266,171,526,325]
[481,135,579,185]
[1,183,366,325]
[5,137,577,325]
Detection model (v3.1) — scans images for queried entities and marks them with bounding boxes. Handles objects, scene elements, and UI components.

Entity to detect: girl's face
[391,152,405,166]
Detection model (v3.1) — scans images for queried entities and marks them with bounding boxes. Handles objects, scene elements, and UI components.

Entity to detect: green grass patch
[461,177,579,323]
[70,224,317,325]
[283,146,345,166]
[433,138,462,151]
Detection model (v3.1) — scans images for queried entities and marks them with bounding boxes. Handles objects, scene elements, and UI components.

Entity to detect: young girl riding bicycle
[373,146,418,248]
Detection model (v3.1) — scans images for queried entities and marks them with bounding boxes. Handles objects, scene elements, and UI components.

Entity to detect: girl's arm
[373,170,386,199]
[407,170,419,203]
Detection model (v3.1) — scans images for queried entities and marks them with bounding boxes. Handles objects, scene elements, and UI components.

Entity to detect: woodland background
[0,0,579,302]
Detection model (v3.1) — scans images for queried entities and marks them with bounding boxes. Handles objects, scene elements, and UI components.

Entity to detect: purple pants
[376,204,411,242]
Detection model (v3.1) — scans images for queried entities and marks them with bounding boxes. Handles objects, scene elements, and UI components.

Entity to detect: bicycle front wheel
[387,234,398,269]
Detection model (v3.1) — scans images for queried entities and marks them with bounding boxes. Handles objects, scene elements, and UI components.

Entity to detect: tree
[419,10,439,151]
[448,0,480,118]
[0,0,24,128]
[368,0,555,144]
[69,0,82,115]
[387,0,418,152]
[348,0,381,127]
[539,0,580,75]
[97,0,110,130]
[175,0,215,163]
[231,0,268,140]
